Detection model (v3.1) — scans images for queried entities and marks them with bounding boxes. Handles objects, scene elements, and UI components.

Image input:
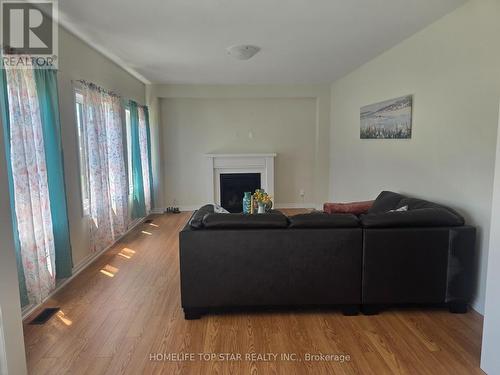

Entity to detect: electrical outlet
[299,189,305,197]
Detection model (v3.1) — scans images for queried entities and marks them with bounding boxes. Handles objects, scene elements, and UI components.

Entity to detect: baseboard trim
[471,302,484,316]
[178,205,204,212]
[21,216,148,321]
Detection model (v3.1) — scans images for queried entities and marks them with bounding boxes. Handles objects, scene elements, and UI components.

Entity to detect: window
[74,83,129,252]
[75,92,90,216]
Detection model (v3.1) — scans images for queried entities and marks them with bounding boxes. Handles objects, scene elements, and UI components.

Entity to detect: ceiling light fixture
[226,45,260,60]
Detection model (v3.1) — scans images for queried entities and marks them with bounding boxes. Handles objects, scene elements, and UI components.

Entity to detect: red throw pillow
[323,200,374,215]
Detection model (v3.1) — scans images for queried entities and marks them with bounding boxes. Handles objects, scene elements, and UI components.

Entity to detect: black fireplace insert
[220,173,261,213]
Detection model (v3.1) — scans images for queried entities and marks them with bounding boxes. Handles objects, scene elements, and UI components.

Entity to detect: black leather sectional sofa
[179,191,475,319]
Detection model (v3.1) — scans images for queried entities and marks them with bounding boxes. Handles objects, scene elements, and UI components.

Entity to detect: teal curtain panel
[144,106,154,209]
[34,69,73,279]
[130,100,146,218]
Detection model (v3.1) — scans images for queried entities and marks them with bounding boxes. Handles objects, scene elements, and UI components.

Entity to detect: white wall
[481,101,500,374]
[154,84,330,209]
[0,97,27,374]
[57,26,146,267]
[329,0,500,313]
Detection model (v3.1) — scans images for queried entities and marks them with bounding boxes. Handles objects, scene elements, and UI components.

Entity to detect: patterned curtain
[80,83,128,252]
[138,106,151,213]
[4,68,55,305]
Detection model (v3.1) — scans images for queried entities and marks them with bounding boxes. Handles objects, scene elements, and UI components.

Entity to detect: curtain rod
[73,79,147,107]
[76,79,121,98]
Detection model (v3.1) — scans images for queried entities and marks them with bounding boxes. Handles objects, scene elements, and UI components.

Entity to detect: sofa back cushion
[203,212,289,229]
[289,213,359,228]
[360,207,465,228]
[368,191,406,214]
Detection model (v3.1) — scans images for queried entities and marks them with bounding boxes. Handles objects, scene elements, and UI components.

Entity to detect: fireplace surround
[205,153,276,206]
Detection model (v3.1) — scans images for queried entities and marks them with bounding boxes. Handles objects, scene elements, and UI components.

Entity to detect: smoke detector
[226,45,260,60]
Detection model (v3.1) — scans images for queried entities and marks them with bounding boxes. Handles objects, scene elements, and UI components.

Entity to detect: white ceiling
[58,0,466,84]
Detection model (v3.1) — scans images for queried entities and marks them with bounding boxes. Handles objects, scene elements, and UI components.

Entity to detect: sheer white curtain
[138,107,151,213]
[5,68,55,305]
[80,84,128,252]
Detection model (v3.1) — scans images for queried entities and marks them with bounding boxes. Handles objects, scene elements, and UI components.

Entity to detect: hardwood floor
[24,211,485,375]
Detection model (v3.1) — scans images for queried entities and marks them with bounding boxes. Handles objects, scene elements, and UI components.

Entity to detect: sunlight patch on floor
[56,311,72,326]
[100,264,119,278]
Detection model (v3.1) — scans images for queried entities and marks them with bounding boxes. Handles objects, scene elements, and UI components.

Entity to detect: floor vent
[29,307,60,325]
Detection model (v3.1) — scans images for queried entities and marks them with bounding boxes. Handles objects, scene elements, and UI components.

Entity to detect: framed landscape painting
[360,95,412,139]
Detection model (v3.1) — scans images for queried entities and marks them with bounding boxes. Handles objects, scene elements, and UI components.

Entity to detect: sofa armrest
[360,208,465,228]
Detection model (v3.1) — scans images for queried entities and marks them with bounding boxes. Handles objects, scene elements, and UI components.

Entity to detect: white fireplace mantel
[205,153,277,205]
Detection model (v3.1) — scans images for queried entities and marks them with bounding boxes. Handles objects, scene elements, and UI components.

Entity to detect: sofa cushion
[189,204,215,229]
[323,200,374,215]
[203,212,289,229]
[289,212,360,228]
[367,191,406,214]
[360,208,465,228]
